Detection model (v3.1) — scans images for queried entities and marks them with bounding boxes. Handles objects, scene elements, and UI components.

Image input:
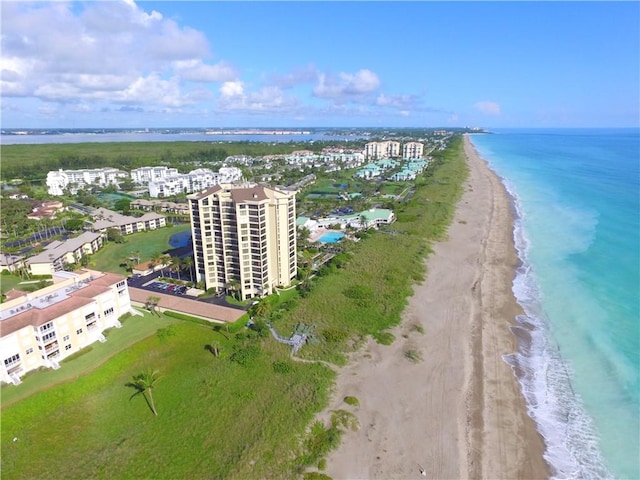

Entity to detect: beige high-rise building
[188,183,297,300]
[403,141,424,159]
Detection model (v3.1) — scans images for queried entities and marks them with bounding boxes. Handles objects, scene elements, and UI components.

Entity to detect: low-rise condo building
[188,183,297,300]
[28,231,104,276]
[88,208,166,235]
[0,269,132,385]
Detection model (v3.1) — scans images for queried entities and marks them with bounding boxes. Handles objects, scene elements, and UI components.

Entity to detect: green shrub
[373,331,395,345]
[321,329,348,343]
[317,458,327,471]
[156,325,177,341]
[343,396,359,407]
[404,349,422,363]
[272,360,292,374]
[229,345,261,366]
[303,473,332,480]
[411,324,425,334]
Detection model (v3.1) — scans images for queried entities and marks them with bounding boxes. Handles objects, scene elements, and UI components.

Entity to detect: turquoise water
[319,231,345,243]
[470,129,639,480]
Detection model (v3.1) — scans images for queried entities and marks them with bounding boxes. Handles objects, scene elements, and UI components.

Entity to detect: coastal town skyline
[2,1,638,129]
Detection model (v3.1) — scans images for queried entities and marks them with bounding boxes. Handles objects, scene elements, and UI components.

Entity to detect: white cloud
[174,60,237,83]
[474,101,501,116]
[313,69,380,100]
[220,81,245,98]
[0,1,228,110]
[217,85,299,113]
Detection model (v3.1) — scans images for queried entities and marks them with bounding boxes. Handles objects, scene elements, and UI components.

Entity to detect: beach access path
[321,135,549,479]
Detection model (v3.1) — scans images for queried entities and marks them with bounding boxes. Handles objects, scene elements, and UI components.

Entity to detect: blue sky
[2,1,638,128]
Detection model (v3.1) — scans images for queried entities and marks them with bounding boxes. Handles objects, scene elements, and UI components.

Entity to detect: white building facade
[130,166,179,185]
[188,183,297,300]
[148,167,243,198]
[46,168,129,196]
[0,270,132,385]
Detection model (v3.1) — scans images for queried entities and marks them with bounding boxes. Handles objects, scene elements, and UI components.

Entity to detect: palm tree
[150,252,164,273]
[226,279,241,300]
[182,256,194,283]
[169,256,181,279]
[129,369,161,416]
[250,298,272,319]
[145,296,161,315]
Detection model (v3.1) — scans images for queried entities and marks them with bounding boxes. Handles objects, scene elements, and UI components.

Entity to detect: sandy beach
[322,135,549,479]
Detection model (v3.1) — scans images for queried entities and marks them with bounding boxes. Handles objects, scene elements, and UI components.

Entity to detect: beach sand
[321,135,549,479]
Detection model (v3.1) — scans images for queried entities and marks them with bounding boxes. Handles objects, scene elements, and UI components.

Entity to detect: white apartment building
[130,166,179,185]
[0,269,132,385]
[46,168,129,196]
[188,183,297,300]
[403,142,424,159]
[364,141,401,160]
[148,167,243,198]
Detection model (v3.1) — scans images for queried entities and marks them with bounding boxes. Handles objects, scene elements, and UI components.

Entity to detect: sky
[1,1,638,129]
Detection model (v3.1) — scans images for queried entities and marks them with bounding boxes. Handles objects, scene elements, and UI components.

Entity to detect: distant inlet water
[0,130,365,145]
[470,129,639,480]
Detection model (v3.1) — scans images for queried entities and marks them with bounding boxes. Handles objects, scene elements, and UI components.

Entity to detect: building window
[65,344,72,351]
[4,354,20,366]
[104,307,114,316]
[117,281,126,288]
[42,331,56,342]
[85,313,96,321]
[63,335,70,342]
[76,328,83,335]
[26,348,34,355]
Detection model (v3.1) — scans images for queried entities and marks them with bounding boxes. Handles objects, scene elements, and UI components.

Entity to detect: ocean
[470,130,639,480]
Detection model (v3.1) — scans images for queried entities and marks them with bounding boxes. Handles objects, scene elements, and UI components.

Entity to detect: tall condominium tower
[188,183,297,300]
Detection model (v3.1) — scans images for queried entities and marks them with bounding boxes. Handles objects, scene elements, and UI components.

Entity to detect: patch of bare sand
[320,135,549,479]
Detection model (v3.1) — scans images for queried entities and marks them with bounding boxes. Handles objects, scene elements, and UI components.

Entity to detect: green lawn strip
[1,322,334,480]
[0,273,24,294]
[89,224,191,275]
[0,312,177,407]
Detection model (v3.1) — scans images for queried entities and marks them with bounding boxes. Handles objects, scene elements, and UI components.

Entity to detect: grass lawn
[0,273,24,295]
[1,311,177,408]
[90,224,191,275]
[1,320,334,480]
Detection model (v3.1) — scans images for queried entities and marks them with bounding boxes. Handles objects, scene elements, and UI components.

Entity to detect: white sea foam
[500,178,614,480]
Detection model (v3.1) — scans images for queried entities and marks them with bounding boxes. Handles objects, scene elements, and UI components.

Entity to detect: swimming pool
[319,231,345,243]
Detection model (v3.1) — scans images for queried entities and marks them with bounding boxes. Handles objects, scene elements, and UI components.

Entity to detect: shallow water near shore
[471,129,639,480]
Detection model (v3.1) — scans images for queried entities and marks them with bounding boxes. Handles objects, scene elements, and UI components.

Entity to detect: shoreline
[321,135,549,479]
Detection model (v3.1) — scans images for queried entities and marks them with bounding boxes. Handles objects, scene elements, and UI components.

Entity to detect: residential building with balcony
[88,208,166,235]
[403,142,424,159]
[130,166,179,185]
[28,231,104,276]
[0,269,132,385]
[364,141,401,160]
[148,167,243,198]
[46,168,129,196]
[188,183,297,300]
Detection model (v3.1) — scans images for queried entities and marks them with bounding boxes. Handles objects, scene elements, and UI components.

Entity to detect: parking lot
[149,281,188,296]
